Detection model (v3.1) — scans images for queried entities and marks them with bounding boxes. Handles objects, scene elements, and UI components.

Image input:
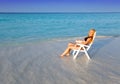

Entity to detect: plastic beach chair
[72,32,96,60]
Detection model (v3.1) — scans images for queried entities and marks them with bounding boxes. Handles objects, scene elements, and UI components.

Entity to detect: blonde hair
[91,29,96,32]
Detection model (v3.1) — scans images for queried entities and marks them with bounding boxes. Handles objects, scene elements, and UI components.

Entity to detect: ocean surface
[0,13,120,84]
[0,12,120,45]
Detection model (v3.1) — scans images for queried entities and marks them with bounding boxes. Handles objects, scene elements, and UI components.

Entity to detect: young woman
[60,29,96,57]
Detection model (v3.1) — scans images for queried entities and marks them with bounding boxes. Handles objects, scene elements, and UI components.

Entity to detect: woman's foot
[60,53,69,58]
[66,53,70,56]
[60,54,64,58]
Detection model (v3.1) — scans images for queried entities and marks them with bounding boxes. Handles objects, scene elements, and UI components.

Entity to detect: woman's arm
[75,40,85,44]
[76,38,92,45]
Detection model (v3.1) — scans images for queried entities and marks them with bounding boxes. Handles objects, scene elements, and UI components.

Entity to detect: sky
[0,0,120,12]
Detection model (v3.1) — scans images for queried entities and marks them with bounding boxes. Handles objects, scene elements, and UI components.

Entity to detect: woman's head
[88,29,96,36]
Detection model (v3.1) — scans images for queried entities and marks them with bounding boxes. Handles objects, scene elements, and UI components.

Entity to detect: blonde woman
[61,29,96,57]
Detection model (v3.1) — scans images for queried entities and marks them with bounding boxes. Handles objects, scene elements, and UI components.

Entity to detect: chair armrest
[76,43,89,47]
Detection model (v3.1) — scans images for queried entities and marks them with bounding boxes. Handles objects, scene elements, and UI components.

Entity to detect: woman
[60,29,96,57]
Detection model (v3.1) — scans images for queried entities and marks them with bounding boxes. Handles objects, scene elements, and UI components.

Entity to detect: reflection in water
[73,54,90,69]
[60,54,90,72]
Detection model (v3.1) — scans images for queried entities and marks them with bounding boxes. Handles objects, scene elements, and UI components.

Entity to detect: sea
[0,13,120,84]
[0,12,120,45]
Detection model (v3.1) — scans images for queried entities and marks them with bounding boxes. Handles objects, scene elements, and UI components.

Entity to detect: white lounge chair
[72,32,96,60]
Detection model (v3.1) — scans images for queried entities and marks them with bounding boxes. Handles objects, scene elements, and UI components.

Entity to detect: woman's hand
[75,40,83,43]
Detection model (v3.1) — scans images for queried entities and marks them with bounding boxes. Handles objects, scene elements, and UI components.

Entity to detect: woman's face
[89,30,95,36]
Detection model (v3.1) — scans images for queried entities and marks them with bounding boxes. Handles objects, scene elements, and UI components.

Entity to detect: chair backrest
[86,32,96,50]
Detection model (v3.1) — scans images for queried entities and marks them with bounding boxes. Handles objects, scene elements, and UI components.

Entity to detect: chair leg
[84,50,90,60]
[73,50,79,59]
[72,50,75,56]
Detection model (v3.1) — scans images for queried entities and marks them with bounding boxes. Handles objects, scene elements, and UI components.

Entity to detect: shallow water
[0,37,120,84]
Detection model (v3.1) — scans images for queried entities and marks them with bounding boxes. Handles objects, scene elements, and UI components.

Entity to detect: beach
[0,36,120,84]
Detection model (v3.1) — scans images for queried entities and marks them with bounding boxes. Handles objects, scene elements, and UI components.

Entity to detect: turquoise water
[0,12,120,44]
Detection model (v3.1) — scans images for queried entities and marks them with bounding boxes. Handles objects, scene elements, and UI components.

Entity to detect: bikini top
[84,36,93,41]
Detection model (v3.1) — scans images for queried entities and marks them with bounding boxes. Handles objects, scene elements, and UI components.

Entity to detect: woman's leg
[65,42,75,56]
[60,43,76,57]
[60,47,70,57]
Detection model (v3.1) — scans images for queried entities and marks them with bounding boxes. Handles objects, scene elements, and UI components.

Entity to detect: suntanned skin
[60,29,96,57]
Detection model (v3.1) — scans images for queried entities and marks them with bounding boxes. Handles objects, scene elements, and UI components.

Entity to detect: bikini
[75,36,93,47]
[84,36,93,41]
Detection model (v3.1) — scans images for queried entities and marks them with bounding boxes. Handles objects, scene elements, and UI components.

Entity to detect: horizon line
[0,11,120,14]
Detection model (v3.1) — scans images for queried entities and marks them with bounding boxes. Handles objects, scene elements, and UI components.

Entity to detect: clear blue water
[0,12,120,44]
